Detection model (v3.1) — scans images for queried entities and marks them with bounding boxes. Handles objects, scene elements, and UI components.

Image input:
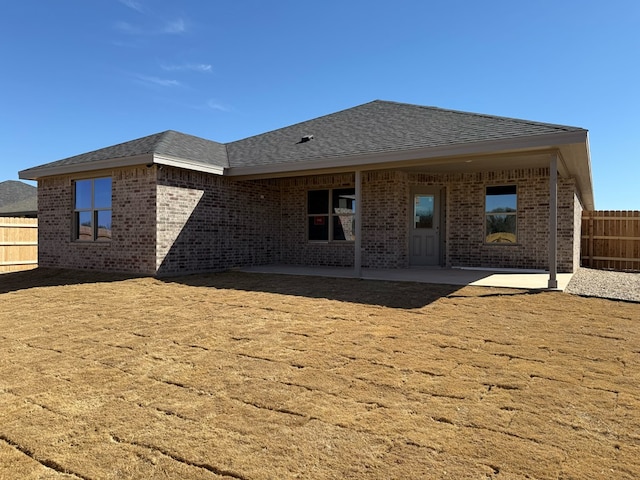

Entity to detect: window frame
[73,177,112,242]
[307,188,356,242]
[484,184,518,245]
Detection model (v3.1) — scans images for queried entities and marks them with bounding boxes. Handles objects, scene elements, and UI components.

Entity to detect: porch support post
[548,153,558,289]
[354,170,362,278]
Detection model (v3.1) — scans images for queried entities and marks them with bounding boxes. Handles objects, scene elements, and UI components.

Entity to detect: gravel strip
[566,268,640,302]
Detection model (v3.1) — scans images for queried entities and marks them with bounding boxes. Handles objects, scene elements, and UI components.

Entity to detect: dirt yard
[0,268,639,479]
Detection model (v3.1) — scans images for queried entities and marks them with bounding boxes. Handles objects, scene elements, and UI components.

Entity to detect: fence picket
[581,211,640,272]
[0,217,38,273]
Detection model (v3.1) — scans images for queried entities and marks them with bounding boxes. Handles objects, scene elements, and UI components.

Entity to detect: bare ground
[0,268,639,480]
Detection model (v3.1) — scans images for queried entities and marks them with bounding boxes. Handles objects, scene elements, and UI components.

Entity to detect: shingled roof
[19,100,589,180]
[0,180,37,216]
[27,130,229,172]
[226,100,585,168]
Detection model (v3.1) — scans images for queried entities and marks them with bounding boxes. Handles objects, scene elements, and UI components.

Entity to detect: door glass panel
[414,194,434,229]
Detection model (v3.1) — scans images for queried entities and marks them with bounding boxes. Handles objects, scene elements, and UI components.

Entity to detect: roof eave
[18,154,155,180]
[559,132,594,210]
[0,210,37,217]
[19,153,226,180]
[227,130,589,177]
[153,154,226,175]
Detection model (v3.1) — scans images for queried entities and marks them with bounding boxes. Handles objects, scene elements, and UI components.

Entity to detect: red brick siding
[156,167,280,275]
[37,167,157,274]
[441,168,578,272]
[36,165,580,275]
[279,173,355,266]
[361,170,409,268]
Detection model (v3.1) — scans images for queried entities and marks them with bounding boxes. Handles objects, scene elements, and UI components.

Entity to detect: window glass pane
[77,211,93,240]
[414,194,434,229]
[333,215,355,241]
[486,185,517,213]
[486,214,517,243]
[94,178,112,208]
[97,210,112,241]
[332,188,355,214]
[75,180,92,209]
[308,190,329,214]
[308,216,329,240]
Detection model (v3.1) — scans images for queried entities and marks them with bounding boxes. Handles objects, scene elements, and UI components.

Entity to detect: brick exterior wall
[361,170,409,268]
[36,164,581,275]
[443,168,578,272]
[279,173,355,266]
[572,192,584,272]
[156,167,280,275]
[37,167,157,274]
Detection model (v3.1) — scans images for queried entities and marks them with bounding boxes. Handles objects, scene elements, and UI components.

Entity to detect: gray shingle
[32,130,229,170]
[226,100,585,168]
[24,101,586,175]
[0,180,37,207]
[0,181,37,215]
[0,196,37,215]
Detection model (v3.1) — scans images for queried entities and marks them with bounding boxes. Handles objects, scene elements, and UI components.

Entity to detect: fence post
[588,212,594,268]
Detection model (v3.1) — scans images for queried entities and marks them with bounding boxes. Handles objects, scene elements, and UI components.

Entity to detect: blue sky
[1,0,638,209]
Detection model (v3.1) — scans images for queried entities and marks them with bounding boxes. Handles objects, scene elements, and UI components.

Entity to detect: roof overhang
[18,154,226,180]
[153,154,226,175]
[227,130,594,210]
[18,129,594,210]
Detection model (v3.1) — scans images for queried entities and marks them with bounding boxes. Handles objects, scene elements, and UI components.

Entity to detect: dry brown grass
[0,268,639,479]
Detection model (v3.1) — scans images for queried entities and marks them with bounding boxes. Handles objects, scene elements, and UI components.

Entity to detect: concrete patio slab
[239,265,574,291]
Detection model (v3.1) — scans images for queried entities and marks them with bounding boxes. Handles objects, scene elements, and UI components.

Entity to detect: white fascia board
[226,130,589,178]
[153,154,226,175]
[582,132,595,209]
[18,153,226,180]
[560,132,595,210]
[19,154,154,180]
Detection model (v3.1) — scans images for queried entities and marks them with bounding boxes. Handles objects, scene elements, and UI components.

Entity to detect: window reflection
[75,180,92,210]
[74,177,112,242]
[485,185,517,243]
[414,194,434,229]
[307,188,356,241]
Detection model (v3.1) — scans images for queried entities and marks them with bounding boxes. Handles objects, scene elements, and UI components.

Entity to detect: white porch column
[548,153,558,289]
[354,170,362,277]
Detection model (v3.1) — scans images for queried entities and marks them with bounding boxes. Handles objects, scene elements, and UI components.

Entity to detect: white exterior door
[409,189,440,266]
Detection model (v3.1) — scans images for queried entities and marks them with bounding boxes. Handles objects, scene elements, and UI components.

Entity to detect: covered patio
[240,265,575,291]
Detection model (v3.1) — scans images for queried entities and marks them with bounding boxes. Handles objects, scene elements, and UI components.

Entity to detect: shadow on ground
[168,271,474,309]
[0,268,140,295]
[0,268,542,309]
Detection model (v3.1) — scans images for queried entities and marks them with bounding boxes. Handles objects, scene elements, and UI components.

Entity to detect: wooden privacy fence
[0,217,38,273]
[581,211,640,272]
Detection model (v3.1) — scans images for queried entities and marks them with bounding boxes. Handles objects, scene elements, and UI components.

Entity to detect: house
[0,180,38,217]
[19,100,593,287]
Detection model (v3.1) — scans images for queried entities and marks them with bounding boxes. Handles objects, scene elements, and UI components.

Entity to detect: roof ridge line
[413,103,584,132]
[370,100,584,132]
